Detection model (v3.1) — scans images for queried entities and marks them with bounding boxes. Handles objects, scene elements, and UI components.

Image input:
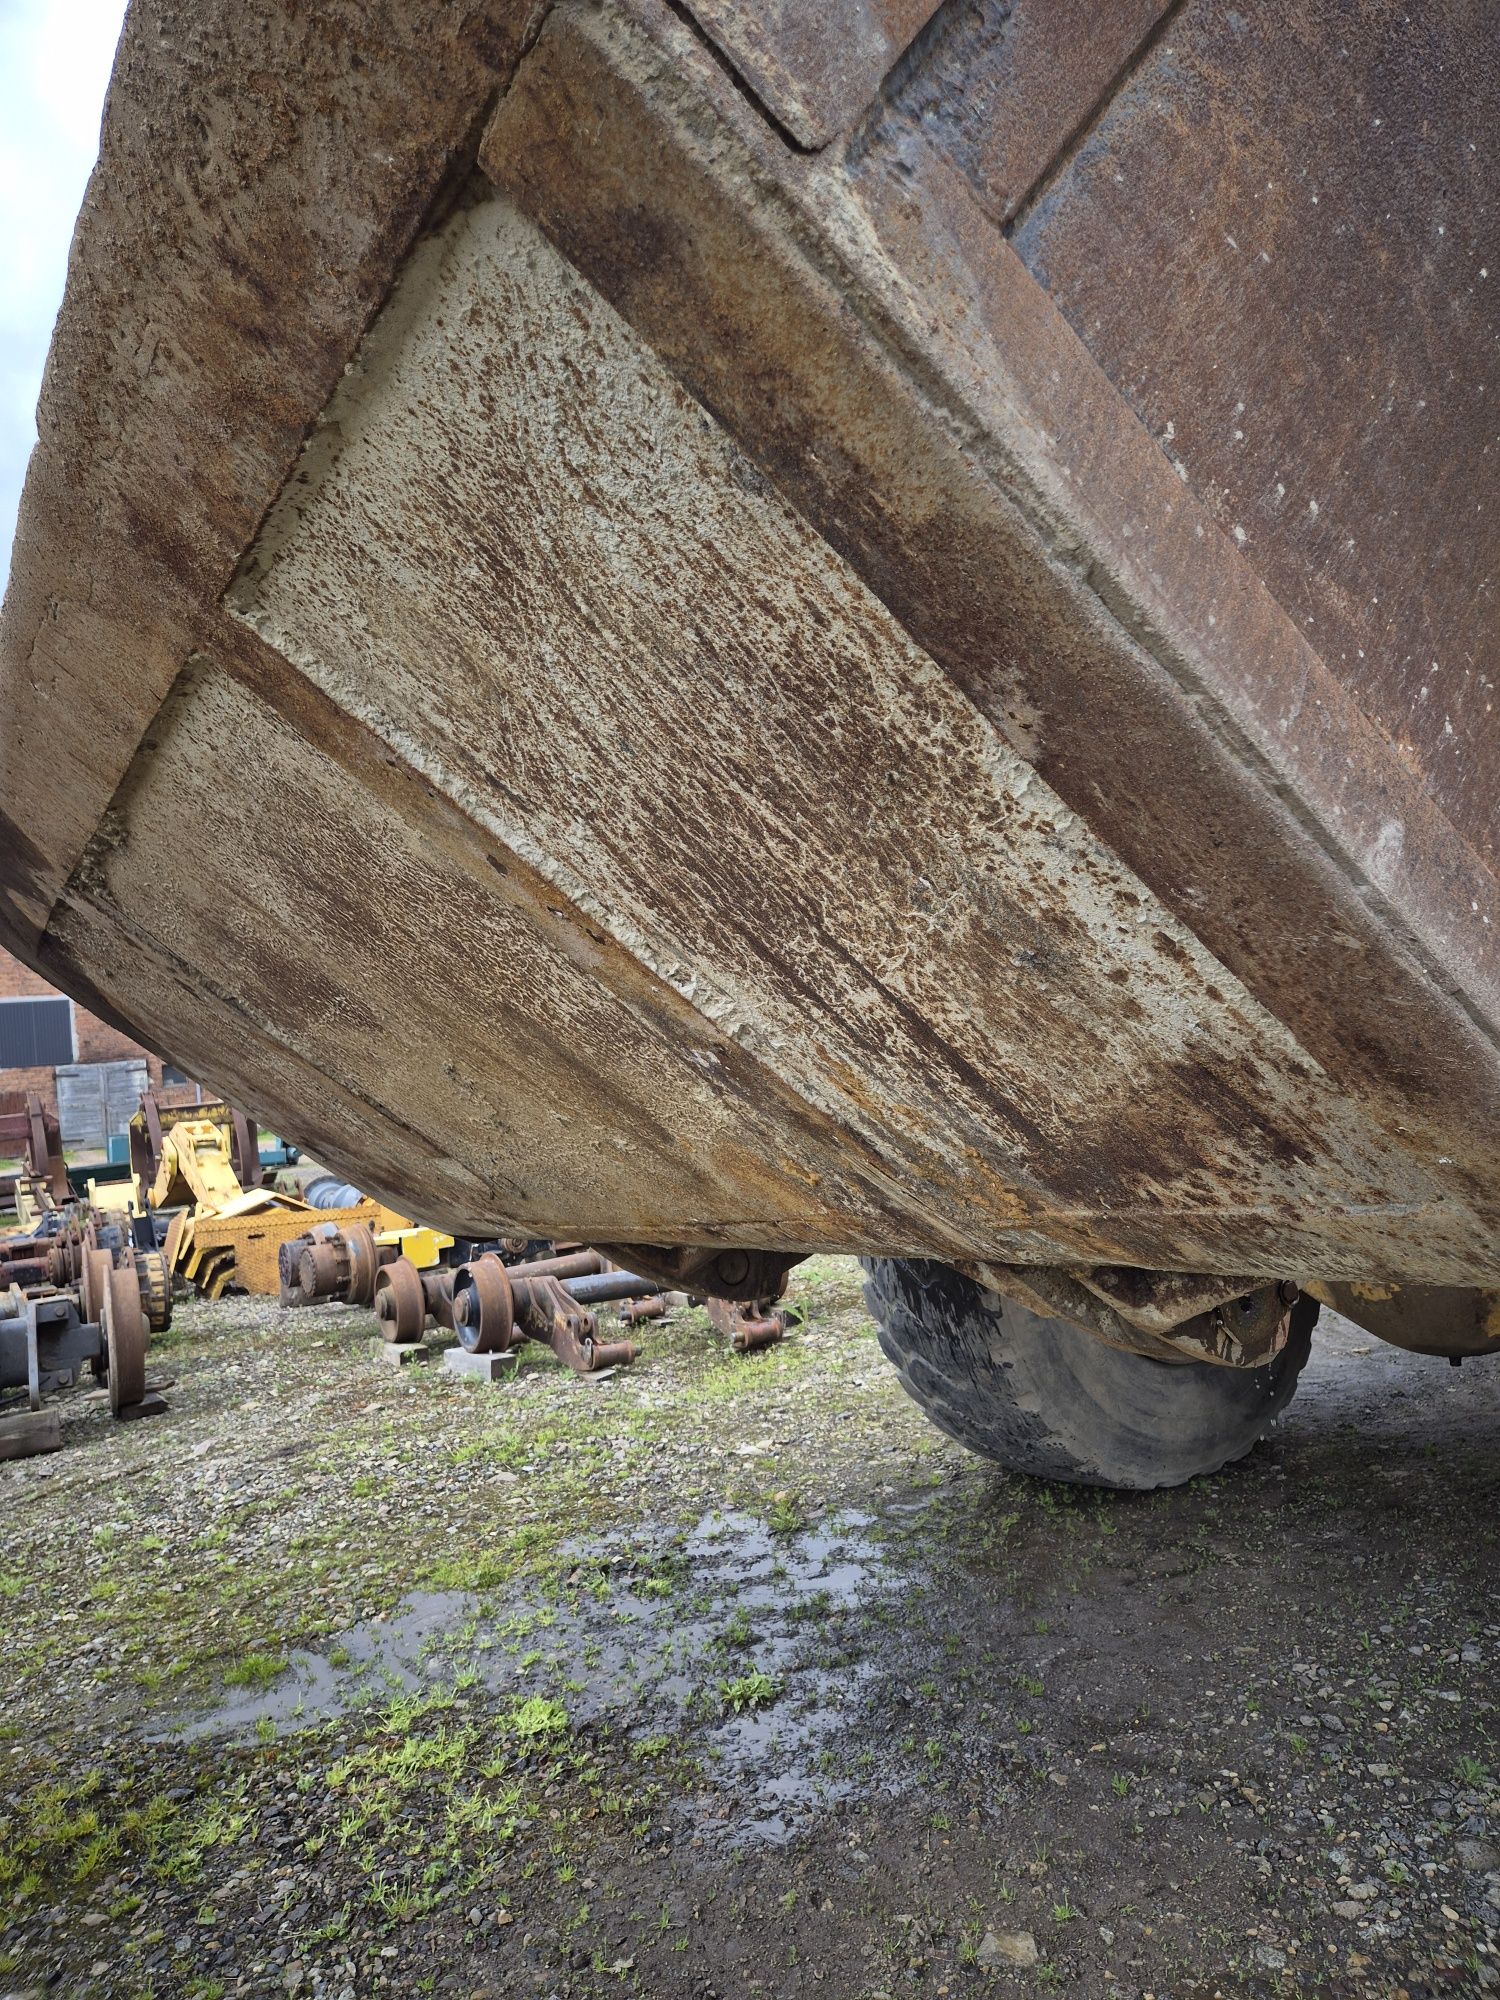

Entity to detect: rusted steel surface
[451,1252,639,1373]
[883,0,1175,224]
[2,0,1498,1311]
[0,1095,69,1205]
[706,1295,789,1355]
[297,1224,380,1309]
[1309,1281,1500,1362]
[239,185,1459,1279]
[373,1254,428,1343]
[485,2,1500,1053]
[597,1245,803,1306]
[1000,0,1500,879]
[681,0,943,148]
[0,0,535,952]
[0,1254,51,1289]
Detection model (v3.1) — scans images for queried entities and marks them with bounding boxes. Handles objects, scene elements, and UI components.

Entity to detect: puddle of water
[169,1509,899,1846]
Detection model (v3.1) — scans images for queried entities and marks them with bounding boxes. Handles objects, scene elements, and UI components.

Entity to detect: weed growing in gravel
[719,1669,781,1714]
[722,1606,754,1650]
[221,1650,288,1690]
[509,1695,569,1742]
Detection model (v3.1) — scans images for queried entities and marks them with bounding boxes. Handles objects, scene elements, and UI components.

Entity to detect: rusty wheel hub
[373,1255,426,1343]
[452,1253,515,1354]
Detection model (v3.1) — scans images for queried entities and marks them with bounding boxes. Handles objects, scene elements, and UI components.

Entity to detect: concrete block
[371,1338,430,1368]
[442,1347,512,1383]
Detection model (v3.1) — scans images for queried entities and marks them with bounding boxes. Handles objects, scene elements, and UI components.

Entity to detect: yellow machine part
[86,1175,138,1215]
[147,1118,245,1212]
[173,1197,410,1296]
[375,1224,453,1271]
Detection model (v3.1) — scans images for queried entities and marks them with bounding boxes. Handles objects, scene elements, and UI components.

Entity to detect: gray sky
[1,0,127,598]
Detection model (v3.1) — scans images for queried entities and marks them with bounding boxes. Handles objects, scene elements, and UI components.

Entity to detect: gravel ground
[1,1260,1497,2000]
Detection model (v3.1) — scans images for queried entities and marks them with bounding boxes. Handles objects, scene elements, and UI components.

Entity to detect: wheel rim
[105,1265,148,1413]
[345,1225,379,1306]
[136,1249,173,1332]
[452,1254,513,1353]
[373,1256,426,1342]
[82,1245,114,1328]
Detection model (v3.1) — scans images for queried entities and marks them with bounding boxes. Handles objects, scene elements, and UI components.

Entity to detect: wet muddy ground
[2,1259,1498,1999]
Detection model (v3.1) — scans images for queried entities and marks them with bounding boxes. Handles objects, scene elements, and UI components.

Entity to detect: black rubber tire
[863,1258,1316,1491]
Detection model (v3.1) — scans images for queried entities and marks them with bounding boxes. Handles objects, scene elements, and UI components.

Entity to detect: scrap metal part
[0,1234,56,1289]
[129,1091,264,1205]
[104,1263,147,1413]
[705,1295,790,1354]
[968,1264,1500,1370]
[451,1252,639,1373]
[0,1257,162,1423]
[298,1222,380,1308]
[134,1247,173,1332]
[3,0,1499,1365]
[373,1254,428,1343]
[595,1245,805,1306]
[962,1263,1299,1369]
[0,1284,100,1411]
[0,1094,69,1207]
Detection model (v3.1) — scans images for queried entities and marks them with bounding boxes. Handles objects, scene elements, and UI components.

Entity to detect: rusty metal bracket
[705,1295,789,1353]
[595,1243,804,1304]
[964,1260,1296,1368]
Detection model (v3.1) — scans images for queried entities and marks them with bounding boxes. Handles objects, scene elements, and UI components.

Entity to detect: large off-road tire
[862,1258,1315,1490]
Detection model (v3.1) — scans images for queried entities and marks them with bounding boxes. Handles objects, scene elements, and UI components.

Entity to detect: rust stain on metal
[877,0,1176,224]
[1002,0,1500,879]
[683,0,944,148]
[0,0,538,951]
[223,185,1488,1282]
[3,0,1498,1313]
[45,649,935,1257]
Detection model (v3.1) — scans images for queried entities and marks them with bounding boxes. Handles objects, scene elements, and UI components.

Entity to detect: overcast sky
[1,0,127,598]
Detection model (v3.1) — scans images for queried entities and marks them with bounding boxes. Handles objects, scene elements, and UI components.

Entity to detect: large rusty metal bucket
[2,2,1496,1347]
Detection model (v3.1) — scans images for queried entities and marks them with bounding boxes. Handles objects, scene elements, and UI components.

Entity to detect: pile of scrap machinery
[128,1091,407,1298]
[122,1087,795,1371]
[1,1086,793,1452]
[278,1222,792,1375]
[0,1092,171,1456]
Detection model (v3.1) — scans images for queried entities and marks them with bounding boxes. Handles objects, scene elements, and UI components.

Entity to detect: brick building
[0,946,170,1151]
